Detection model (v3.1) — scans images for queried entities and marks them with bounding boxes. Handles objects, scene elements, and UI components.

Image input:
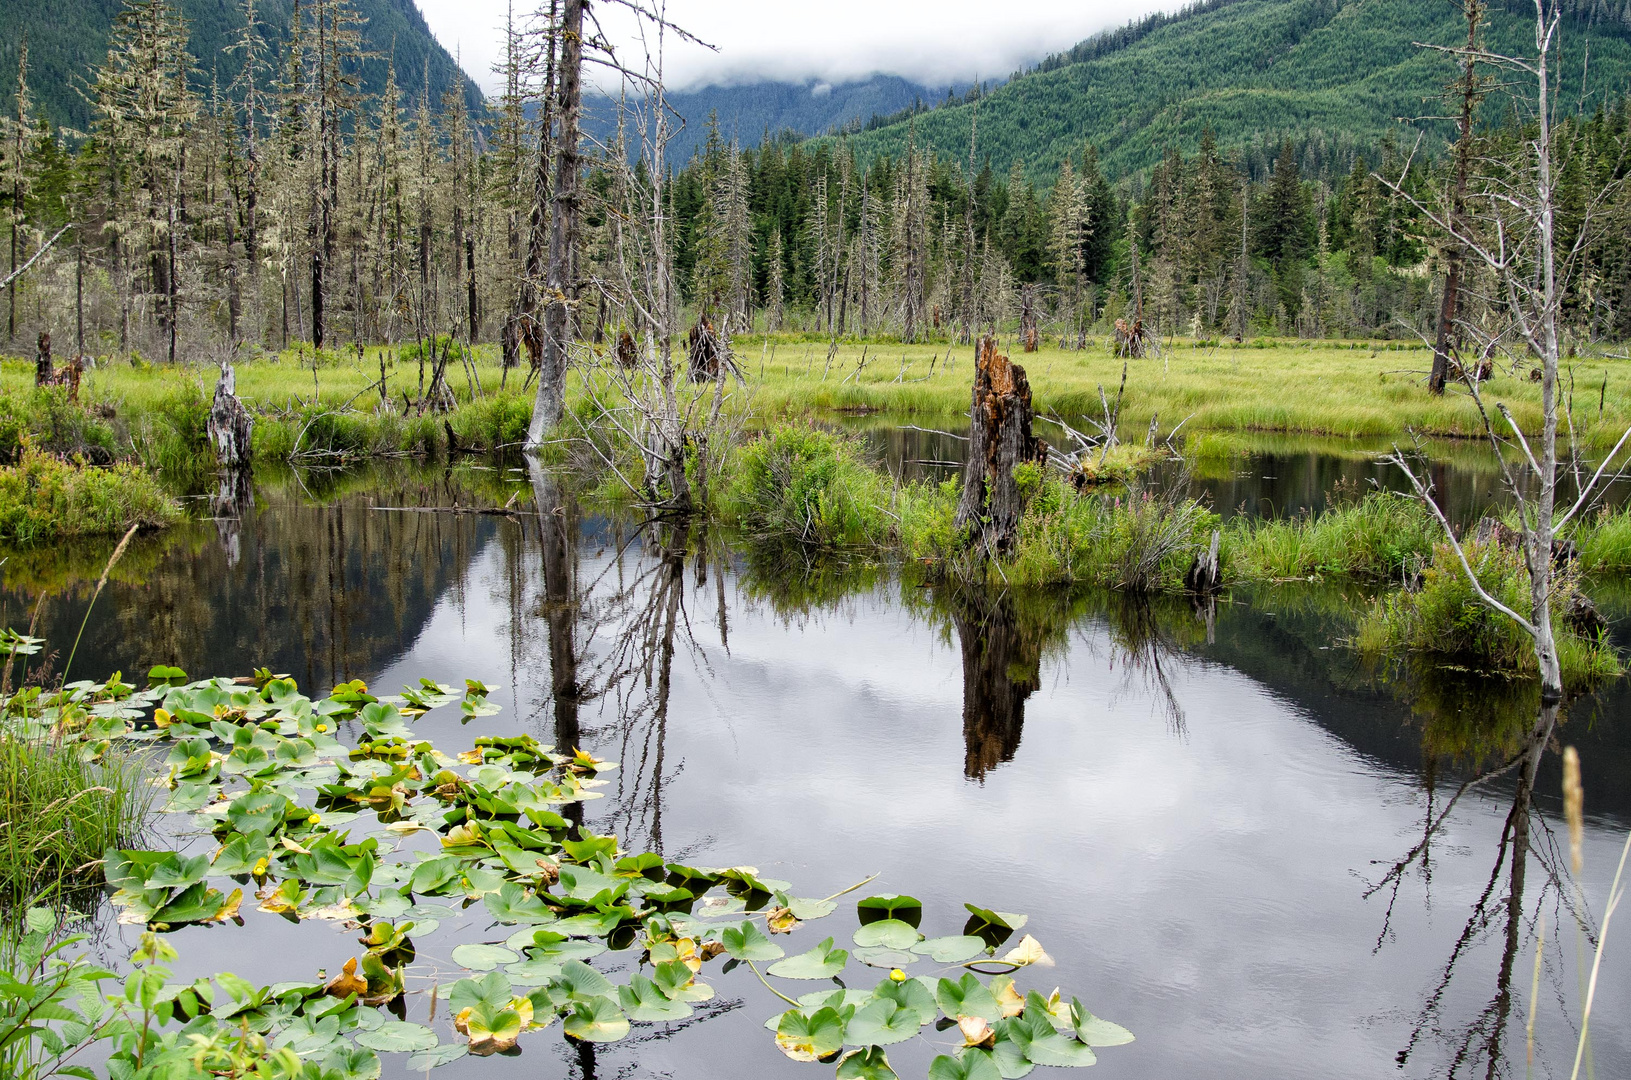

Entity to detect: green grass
[722,425,894,549]
[0,735,152,905]
[6,335,1628,463]
[1225,489,1440,582]
[0,448,181,546]
[1355,541,1621,691]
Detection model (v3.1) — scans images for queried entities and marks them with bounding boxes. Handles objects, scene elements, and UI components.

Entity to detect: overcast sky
[417,0,1179,96]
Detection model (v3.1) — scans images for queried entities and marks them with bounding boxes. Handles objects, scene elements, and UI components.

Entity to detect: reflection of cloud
[330,532,1631,1079]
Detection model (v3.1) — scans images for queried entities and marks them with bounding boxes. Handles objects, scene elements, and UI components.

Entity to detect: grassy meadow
[2,334,1628,450]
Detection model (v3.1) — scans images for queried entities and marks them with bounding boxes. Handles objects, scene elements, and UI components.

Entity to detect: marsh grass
[1226,489,1440,582]
[0,448,180,545]
[0,736,152,906]
[1355,542,1621,690]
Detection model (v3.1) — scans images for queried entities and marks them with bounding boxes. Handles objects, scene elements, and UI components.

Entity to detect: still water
[4,453,1629,1080]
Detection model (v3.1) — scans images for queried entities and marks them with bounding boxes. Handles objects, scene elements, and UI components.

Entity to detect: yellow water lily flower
[889,968,907,983]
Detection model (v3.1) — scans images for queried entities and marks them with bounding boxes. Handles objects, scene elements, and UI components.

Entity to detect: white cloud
[414,0,1179,97]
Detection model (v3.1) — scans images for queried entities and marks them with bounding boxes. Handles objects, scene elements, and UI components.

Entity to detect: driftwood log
[954,335,1047,553]
[207,363,254,470]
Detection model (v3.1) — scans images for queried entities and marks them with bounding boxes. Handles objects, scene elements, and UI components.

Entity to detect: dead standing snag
[954,336,1047,554]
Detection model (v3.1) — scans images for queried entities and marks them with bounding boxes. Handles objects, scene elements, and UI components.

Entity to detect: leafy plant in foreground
[0,662,1135,1078]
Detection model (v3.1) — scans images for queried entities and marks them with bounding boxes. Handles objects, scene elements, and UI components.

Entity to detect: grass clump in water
[723,424,892,549]
[0,447,180,545]
[1571,504,1631,573]
[1356,541,1620,691]
[1227,489,1439,583]
[0,735,151,904]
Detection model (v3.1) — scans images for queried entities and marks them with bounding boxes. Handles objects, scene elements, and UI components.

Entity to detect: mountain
[0,0,483,132]
[836,0,1631,178]
[583,73,963,163]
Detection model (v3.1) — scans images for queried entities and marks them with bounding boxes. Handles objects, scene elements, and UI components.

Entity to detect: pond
[3,446,1629,1080]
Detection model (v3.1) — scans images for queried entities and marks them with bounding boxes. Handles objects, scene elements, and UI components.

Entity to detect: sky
[416,0,1180,96]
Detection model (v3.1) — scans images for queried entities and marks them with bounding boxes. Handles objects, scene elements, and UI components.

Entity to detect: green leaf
[563,996,629,1042]
[355,1021,438,1052]
[928,1051,1002,1080]
[1070,999,1135,1047]
[871,978,937,1026]
[936,974,1002,1022]
[618,974,691,1022]
[844,999,920,1046]
[853,947,919,969]
[451,944,518,971]
[720,920,785,962]
[767,937,848,980]
[774,1006,845,1062]
[857,894,922,928]
[554,960,616,1002]
[962,905,1027,949]
[911,936,986,964]
[786,896,837,920]
[837,1046,899,1080]
[852,920,921,950]
[1006,1006,1097,1068]
[406,1043,469,1070]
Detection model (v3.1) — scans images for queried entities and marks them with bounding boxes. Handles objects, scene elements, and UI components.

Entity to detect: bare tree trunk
[526,0,583,447]
[1430,0,1484,396]
[954,335,1046,554]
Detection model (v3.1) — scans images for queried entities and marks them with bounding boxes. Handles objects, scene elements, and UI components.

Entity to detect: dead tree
[1429,0,1487,396]
[207,361,254,470]
[954,335,1047,553]
[33,331,51,386]
[1019,285,1039,352]
[951,588,1040,781]
[687,315,726,382]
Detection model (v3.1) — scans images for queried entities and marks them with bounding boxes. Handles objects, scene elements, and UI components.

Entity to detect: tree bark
[1430,0,1483,396]
[526,0,585,448]
[954,335,1046,553]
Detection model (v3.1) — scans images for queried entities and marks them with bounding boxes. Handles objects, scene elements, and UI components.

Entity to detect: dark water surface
[5,456,1630,1080]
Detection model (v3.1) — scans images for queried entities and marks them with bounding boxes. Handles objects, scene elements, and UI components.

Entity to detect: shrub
[1356,541,1620,690]
[723,425,891,549]
[0,447,181,545]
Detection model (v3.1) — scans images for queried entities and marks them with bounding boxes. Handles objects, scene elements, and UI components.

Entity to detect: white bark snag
[208,362,254,470]
[955,335,1046,553]
[526,0,586,449]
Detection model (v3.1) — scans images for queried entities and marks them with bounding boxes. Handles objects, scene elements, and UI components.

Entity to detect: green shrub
[1227,490,1439,582]
[0,447,181,545]
[723,425,891,549]
[1356,541,1620,690]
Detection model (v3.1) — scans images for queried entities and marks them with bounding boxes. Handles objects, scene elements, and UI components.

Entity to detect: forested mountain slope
[838,0,1631,177]
[0,0,482,131]
[583,74,956,162]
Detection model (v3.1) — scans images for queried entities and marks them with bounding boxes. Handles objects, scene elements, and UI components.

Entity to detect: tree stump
[208,363,255,471]
[34,332,52,386]
[1019,285,1039,353]
[616,329,638,369]
[1185,529,1222,595]
[954,335,1047,553]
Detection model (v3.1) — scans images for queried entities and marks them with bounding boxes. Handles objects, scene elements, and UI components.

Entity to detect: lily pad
[774,1006,845,1062]
[853,919,921,950]
[767,937,848,980]
[837,1046,900,1080]
[450,944,519,971]
[911,936,986,964]
[720,920,784,962]
[929,1051,1003,1080]
[844,999,920,1046]
[1070,999,1135,1047]
[562,996,629,1043]
[355,1021,438,1052]
[857,894,922,928]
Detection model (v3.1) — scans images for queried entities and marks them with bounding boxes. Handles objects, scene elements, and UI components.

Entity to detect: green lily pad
[720,920,785,962]
[936,974,1002,1022]
[354,1021,438,1052]
[857,894,922,928]
[562,995,629,1042]
[1070,999,1135,1046]
[767,937,848,980]
[911,935,986,964]
[450,944,518,971]
[406,1043,469,1070]
[854,947,919,969]
[843,999,920,1046]
[929,1051,1003,1080]
[618,973,691,1021]
[852,919,920,950]
[838,1046,900,1080]
[774,1006,845,1062]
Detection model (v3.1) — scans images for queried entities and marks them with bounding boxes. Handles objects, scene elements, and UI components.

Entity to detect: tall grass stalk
[1570,830,1628,1080]
[61,522,137,683]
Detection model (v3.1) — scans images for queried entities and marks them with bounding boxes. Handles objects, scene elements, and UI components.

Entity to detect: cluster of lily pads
[10,665,1133,1079]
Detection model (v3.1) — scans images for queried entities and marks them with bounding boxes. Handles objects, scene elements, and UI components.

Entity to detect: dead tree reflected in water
[531,460,586,835]
[950,587,1041,781]
[1102,595,1194,737]
[1367,700,1593,1078]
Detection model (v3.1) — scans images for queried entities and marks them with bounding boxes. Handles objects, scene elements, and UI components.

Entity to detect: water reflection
[3,463,1628,1080]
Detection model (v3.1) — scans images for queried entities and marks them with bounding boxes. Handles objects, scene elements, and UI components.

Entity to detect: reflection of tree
[1369,698,1590,1078]
[948,587,1043,782]
[1101,594,1203,736]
